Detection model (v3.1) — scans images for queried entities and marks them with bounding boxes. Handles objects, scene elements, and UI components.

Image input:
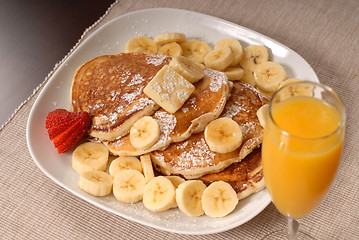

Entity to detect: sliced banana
[143,65,195,114]
[112,169,146,203]
[154,32,186,45]
[204,46,233,71]
[222,67,244,81]
[78,170,113,197]
[158,42,183,57]
[130,116,160,150]
[169,56,205,84]
[204,117,243,153]
[253,61,287,92]
[239,45,269,71]
[143,176,176,212]
[125,36,158,54]
[215,38,244,66]
[109,156,142,177]
[201,181,238,217]
[241,69,256,86]
[278,78,314,100]
[256,104,269,129]
[164,176,186,208]
[72,142,109,175]
[180,40,212,64]
[140,154,155,183]
[176,180,207,217]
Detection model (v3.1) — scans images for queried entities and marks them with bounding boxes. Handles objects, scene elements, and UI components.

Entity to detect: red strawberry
[45,109,91,153]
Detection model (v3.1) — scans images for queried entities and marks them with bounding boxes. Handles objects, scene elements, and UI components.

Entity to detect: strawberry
[45,109,91,153]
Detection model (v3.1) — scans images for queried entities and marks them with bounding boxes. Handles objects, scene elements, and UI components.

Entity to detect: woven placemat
[1,0,359,239]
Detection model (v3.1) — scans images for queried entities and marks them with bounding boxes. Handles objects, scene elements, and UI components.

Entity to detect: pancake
[150,81,265,179]
[106,68,230,156]
[72,53,170,141]
[198,147,265,200]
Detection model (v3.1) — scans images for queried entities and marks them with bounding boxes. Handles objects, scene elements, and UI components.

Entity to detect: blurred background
[0,0,114,126]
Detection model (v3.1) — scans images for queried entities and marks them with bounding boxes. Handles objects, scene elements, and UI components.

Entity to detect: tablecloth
[1,0,358,239]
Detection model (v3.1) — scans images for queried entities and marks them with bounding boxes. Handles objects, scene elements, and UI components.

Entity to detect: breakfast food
[71,53,170,141]
[150,81,265,179]
[78,170,113,197]
[175,180,207,217]
[45,30,296,218]
[72,142,109,175]
[45,109,91,153]
[204,117,243,154]
[112,169,146,203]
[201,181,239,217]
[143,176,176,212]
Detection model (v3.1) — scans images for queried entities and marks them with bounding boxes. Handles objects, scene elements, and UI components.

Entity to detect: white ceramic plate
[27,8,318,235]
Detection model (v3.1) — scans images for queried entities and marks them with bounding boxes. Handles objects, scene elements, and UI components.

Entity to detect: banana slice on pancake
[204,117,243,153]
[130,116,160,150]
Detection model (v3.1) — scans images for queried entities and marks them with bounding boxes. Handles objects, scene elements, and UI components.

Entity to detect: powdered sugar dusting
[153,111,177,145]
[204,68,227,92]
[146,54,167,66]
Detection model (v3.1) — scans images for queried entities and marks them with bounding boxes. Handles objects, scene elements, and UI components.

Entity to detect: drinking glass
[261,81,346,239]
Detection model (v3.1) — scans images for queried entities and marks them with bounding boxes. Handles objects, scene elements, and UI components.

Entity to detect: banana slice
[143,176,176,212]
[130,116,160,150]
[140,154,155,183]
[72,142,109,175]
[204,46,233,71]
[125,36,158,54]
[241,69,256,86]
[204,117,243,153]
[109,156,142,177]
[112,169,146,203]
[253,61,287,92]
[164,176,186,208]
[154,32,186,45]
[176,180,207,217]
[222,67,244,81]
[215,38,244,66]
[143,65,195,114]
[201,181,238,217]
[169,56,205,83]
[78,170,113,197]
[278,78,314,100]
[239,45,269,71]
[256,104,269,129]
[180,40,212,64]
[158,42,183,57]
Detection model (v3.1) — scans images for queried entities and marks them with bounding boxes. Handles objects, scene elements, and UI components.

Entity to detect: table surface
[1,0,359,239]
[0,0,114,126]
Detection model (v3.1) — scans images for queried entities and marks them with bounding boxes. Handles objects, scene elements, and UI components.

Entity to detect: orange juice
[262,96,344,218]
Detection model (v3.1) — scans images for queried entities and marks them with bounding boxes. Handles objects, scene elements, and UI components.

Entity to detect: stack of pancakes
[72,53,266,199]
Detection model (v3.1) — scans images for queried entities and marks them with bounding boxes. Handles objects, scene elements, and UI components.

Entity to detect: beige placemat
[1,0,359,239]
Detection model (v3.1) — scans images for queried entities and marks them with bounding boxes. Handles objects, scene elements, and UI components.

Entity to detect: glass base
[262,230,315,240]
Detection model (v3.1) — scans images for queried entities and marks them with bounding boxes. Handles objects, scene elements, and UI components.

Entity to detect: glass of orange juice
[262,81,346,239]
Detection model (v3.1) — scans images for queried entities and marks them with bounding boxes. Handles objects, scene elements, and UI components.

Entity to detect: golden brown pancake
[198,147,265,200]
[106,68,230,156]
[150,81,265,179]
[72,53,170,141]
